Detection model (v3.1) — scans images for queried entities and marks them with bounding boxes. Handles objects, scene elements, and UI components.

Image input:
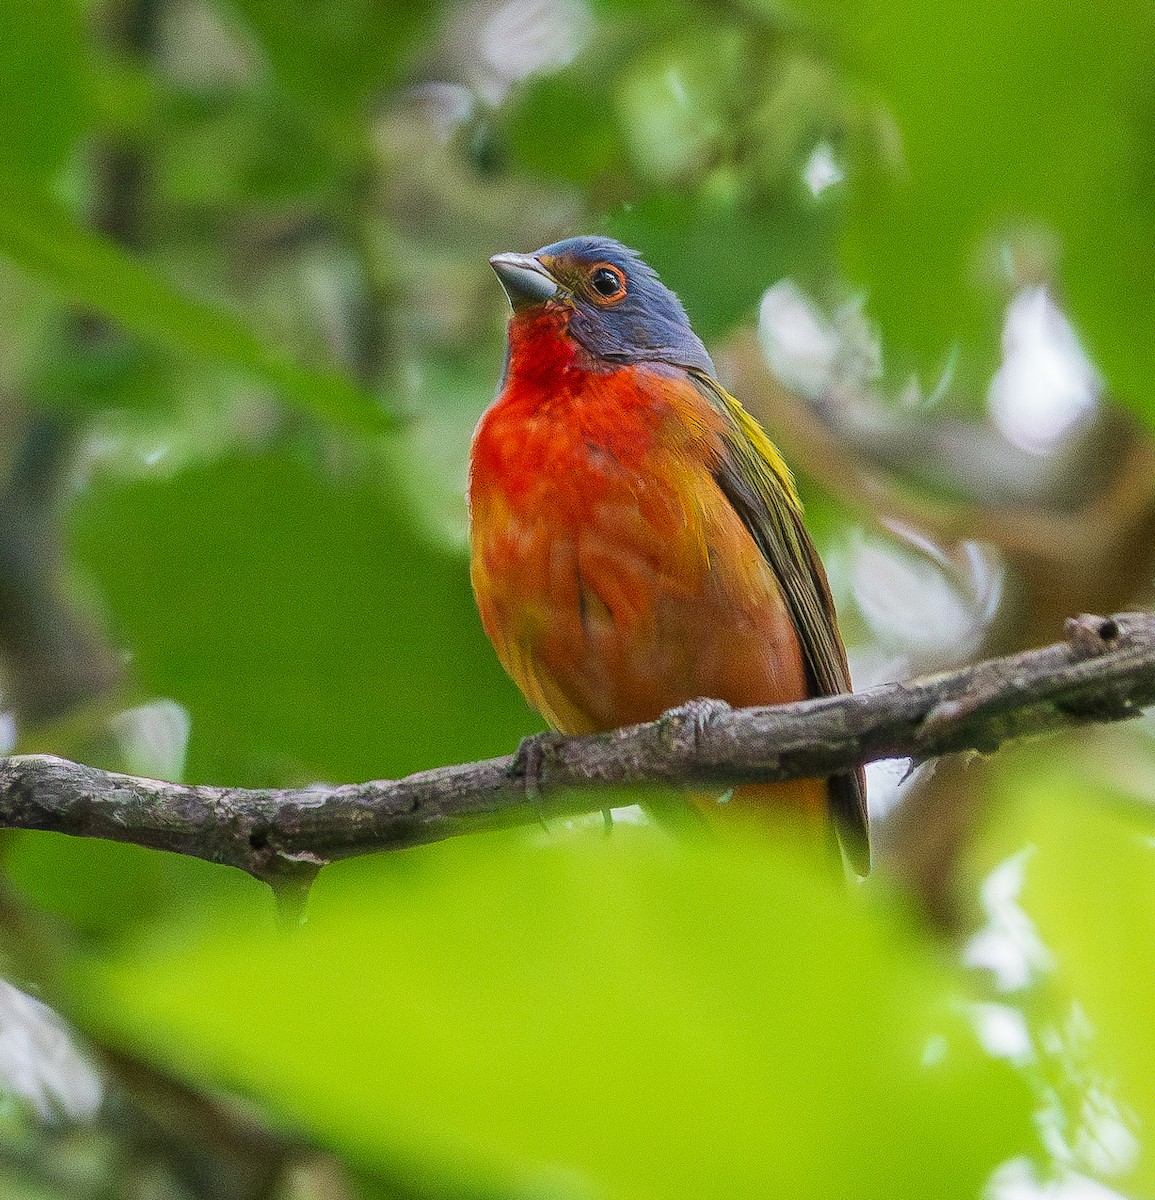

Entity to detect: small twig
[0,612,1151,884]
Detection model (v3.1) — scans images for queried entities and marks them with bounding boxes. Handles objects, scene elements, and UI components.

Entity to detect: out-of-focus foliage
[824,0,1155,411]
[0,0,1150,1197]
[84,827,1032,1200]
[968,747,1155,1197]
[0,188,387,428]
[70,450,528,784]
[0,0,85,185]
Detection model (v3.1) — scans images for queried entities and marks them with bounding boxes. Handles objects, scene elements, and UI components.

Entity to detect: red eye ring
[588,263,627,304]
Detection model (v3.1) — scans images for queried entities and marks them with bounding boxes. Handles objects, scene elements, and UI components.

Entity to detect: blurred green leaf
[385,354,495,547]
[156,94,340,207]
[88,55,163,140]
[977,756,1155,1194]
[35,338,176,413]
[69,449,536,786]
[505,70,626,185]
[223,0,441,117]
[823,0,1155,415]
[4,833,269,942]
[0,183,389,431]
[82,828,1032,1199]
[746,51,843,191]
[616,28,752,184]
[0,0,86,184]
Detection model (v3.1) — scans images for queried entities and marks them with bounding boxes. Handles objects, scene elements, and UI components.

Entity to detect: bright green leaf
[977,755,1155,1195]
[4,833,270,942]
[82,828,1032,1199]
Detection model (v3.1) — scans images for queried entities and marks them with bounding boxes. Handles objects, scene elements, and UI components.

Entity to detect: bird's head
[489,236,715,377]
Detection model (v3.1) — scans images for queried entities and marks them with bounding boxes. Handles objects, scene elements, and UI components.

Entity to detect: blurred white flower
[964,849,1054,992]
[111,698,191,781]
[802,142,844,196]
[408,82,476,141]
[469,0,591,104]
[758,280,839,396]
[988,1158,1132,1200]
[861,755,930,821]
[970,1002,1034,1064]
[0,712,15,755]
[1036,1003,1140,1181]
[989,288,1100,457]
[845,528,1003,672]
[758,280,880,398]
[0,981,101,1124]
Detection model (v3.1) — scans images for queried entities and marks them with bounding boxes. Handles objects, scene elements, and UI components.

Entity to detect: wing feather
[690,371,870,873]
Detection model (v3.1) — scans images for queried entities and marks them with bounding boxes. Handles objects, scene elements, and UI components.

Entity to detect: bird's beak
[489,252,563,312]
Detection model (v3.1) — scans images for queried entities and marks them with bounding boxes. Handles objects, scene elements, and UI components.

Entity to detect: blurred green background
[0,0,1153,1197]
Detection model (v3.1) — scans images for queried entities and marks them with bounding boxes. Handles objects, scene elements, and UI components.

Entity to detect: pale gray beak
[489,252,562,311]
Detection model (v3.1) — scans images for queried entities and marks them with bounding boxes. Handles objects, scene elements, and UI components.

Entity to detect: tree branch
[0,612,1152,884]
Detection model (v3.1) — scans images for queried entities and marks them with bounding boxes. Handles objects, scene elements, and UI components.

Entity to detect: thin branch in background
[0,414,120,721]
[0,0,169,726]
[0,611,1149,887]
[721,331,1155,649]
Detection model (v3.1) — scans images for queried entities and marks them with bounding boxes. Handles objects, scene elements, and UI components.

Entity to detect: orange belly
[470,432,825,831]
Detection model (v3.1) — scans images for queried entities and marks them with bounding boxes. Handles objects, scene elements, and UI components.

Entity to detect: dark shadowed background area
[0,1,1153,1197]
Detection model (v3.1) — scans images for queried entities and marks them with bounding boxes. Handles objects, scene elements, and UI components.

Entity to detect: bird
[468,236,868,872]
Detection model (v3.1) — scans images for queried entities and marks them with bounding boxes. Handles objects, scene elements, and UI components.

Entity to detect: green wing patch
[691,371,870,874]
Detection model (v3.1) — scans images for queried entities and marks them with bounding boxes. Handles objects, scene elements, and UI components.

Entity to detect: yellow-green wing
[690,371,870,873]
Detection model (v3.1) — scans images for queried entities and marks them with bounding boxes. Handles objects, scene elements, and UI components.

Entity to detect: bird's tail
[690,778,836,855]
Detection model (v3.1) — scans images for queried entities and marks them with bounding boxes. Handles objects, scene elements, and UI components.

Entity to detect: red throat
[472,305,670,511]
[504,304,582,390]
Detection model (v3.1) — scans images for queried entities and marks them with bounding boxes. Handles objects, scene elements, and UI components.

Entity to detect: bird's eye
[589,264,626,302]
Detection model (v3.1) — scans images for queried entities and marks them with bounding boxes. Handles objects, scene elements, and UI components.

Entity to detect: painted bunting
[468,236,868,871]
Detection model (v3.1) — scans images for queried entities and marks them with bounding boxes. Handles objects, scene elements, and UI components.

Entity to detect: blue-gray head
[489,236,715,377]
